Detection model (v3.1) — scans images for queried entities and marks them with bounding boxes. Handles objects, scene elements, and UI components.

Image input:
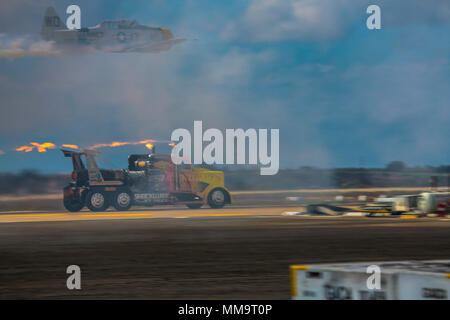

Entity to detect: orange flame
[14,139,158,153]
[62,144,79,149]
[87,139,156,150]
[168,143,176,147]
[30,142,57,152]
[16,145,34,152]
[16,142,56,153]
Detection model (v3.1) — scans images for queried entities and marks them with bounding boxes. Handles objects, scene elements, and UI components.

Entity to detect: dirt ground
[0,215,449,299]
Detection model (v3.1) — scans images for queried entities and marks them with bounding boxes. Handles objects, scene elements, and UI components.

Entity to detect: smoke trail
[0,34,63,59]
[28,40,62,57]
[0,38,26,59]
[0,33,103,59]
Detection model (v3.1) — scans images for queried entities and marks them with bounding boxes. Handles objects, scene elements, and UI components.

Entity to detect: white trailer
[417,192,450,214]
[291,260,450,300]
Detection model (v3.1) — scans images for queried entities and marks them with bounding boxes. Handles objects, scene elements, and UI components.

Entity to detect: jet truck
[62,149,232,212]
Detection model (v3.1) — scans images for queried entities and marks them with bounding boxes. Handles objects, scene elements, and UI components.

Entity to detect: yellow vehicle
[62,150,232,212]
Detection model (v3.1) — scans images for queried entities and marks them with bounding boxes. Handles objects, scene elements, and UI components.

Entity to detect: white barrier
[291,260,450,300]
[397,261,450,299]
[286,196,302,202]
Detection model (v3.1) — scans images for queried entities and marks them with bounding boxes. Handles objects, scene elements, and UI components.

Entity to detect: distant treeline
[0,161,449,195]
[0,170,70,195]
[223,166,450,190]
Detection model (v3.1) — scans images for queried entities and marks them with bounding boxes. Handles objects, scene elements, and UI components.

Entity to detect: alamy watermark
[170,121,279,175]
[66,265,81,290]
[366,265,381,290]
[366,5,381,30]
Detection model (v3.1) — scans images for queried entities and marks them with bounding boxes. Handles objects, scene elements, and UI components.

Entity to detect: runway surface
[0,206,449,299]
[0,205,302,223]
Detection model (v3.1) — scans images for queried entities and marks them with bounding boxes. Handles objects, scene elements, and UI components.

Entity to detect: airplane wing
[113,38,187,53]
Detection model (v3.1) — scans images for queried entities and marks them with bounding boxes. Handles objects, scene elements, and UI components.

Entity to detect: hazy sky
[0,0,449,173]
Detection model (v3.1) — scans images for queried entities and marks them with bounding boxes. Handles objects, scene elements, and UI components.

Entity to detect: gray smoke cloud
[0,34,104,59]
[0,34,63,59]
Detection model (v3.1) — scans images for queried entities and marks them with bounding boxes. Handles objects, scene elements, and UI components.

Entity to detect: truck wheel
[186,203,202,209]
[86,191,109,212]
[63,198,84,212]
[113,191,132,211]
[208,188,226,209]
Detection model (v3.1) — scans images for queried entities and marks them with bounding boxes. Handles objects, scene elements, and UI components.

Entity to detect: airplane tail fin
[41,7,66,40]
